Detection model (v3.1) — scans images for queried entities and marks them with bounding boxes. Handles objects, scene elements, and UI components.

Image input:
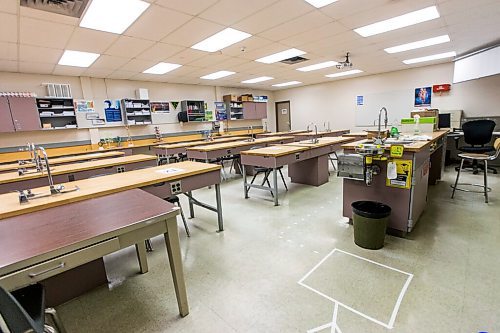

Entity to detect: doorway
[275,101,291,132]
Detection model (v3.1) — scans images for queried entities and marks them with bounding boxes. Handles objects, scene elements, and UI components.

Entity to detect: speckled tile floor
[57,165,500,333]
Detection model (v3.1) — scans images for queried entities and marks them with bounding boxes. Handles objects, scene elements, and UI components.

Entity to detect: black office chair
[0,284,66,333]
[457,120,497,174]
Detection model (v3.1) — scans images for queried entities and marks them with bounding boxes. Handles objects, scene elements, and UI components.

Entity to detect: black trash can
[351,201,391,250]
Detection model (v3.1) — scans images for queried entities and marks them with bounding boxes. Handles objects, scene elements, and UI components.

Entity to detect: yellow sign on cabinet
[386,159,412,189]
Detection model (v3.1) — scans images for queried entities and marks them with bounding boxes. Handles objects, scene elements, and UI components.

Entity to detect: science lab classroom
[1,0,500,332]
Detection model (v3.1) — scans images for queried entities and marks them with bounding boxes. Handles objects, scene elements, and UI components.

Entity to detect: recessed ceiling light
[385,35,450,54]
[255,48,306,64]
[191,28,252,52]
[296,61,339,72]
[143,62,182,74]
[58,50,100,67]
[303,0,338,8]
[354,6,440,37]
[403,51,456,64]
[272,81,302,87]
[200,71,236,80]
[80,0,150,34]
[242,76,274,84]
[325,69,363,78]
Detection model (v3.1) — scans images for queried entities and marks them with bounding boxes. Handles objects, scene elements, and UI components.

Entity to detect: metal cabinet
[0,96,40,133]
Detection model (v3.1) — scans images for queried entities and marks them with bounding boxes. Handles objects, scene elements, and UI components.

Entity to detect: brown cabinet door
[0,96,15,133]
[8,97,41,132]
[255,102,267,119]
[242,102,256,119]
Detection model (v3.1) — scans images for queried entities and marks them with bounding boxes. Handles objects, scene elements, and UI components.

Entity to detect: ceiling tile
[0,60,17,72]
[319,0,387,20]
[124,5,193,41]
[106,70,138,80]
[66,28,119,54]
[20,17,75,49]
[19,45,63,63]
[161,17,225,48]
[164,48,207,64]
[258,10,334,42]
[280,21,348,47]
[155,0,219,15]
[82,68,115,78]
[232,0,314,34]
[220,36,275,57]
[198,0,278,26]
[0,0,18,14]
[0,42,17,61]
[104,36,155,58]
[52,65,86,77]
[0,13,17,43]
[186,54,232,67]
[136,43,185,62]
[119,59,156,73]
[91,55,131,70]
[20,6,78,26]
[19,62,55,75]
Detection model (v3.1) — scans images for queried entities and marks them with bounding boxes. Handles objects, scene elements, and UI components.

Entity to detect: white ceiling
[0,0,499,90]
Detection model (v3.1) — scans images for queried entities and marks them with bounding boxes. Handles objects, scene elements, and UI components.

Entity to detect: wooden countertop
[292,129,349,137]
[341,130,450,152]
[240,145,309,157]
[343,132,368,137]
[0,154,156,185]
[0,161,220,220]
[0,151,125,173]
[285,136,355,148]
[257,130,309,136]
[155,136,250,149]
[187,136,295,152]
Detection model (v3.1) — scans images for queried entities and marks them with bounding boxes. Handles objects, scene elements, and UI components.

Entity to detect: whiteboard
[355,90,414,126]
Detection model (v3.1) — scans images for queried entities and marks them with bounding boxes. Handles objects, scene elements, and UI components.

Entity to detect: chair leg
[45,307,67,333]
[177,202,190,237]
[451,159,464,198]
[145,239,153,252]
[278,168,288,191]
[484,160,488,203]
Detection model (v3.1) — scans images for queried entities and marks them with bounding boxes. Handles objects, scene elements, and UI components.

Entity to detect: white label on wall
[281,109,288,114]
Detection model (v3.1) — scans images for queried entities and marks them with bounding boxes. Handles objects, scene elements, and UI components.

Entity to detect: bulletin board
[355,90,415,126]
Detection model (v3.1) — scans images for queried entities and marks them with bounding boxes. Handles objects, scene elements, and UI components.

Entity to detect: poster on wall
[414,87,431,107]
[104,99,122,122]
[74,100,95,112]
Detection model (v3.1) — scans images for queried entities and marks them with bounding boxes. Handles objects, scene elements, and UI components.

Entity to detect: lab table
[291,129,350,141]
[0,189,188,316]
[0,151,126,173]
[240,136,354,205]
[341,130,449,235]
[0,154,157,194]
[255,130,309,138]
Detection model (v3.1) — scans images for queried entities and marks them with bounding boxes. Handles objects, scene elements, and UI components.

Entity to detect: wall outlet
[170,181,182,194]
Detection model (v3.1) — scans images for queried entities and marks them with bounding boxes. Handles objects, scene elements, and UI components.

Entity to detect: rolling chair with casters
[456,120,497,174]
[451,138,500,203]
[0,284,66,333]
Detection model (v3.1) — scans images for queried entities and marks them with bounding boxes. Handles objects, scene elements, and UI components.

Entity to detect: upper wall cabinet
[242,101,267,120]
[0,96,41,133]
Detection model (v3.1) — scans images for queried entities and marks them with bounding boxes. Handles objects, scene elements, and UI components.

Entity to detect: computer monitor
[438,113,451,129]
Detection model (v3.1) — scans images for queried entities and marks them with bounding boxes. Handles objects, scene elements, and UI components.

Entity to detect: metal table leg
[273,168,279,206]
[215,183,224,232]
[243,164,249,199]
[187,190,195,218]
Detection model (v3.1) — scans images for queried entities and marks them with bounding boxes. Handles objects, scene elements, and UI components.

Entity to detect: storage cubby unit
[222,96,243,120]
[121,99,152,125]
[36,97,78,130]
[181,100,205,122]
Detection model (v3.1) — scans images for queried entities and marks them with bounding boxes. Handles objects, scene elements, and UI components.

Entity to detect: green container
[352,201,391,250]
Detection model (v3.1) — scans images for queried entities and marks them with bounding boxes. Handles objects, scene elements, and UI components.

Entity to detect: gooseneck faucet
[324,121,331,132]
[37,146,61,194]
[247,126,255,142]
[306,122,314,132]
[374,107,388,145]
[311,125,319,144]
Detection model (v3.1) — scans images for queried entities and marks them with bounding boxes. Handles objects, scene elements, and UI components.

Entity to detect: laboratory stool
[328,151,338,174]
[249,166,288,197]
[0,284,67,333]
[451,138,500,203]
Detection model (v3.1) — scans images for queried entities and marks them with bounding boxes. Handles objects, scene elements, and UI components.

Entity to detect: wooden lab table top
[256,130,309,137]
[291,129,349,138]
[155,136,249,150]
[286,136,355,148]
[343,132,368,138]
[0,161,220,220]
[0,154,156,185]
[0,151,125,173]
[341,130,450,152]
[187,136,295,152]
[240,145,309,157]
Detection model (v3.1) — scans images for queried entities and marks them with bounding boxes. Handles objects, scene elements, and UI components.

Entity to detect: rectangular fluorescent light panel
[296,61,338,72]
[200,71,236,80]
[242,76,274,84]
[80,0,150,34]
[255,48,306,64]
[325,69,363,78]
[191,28,252,52]
[143,62,182,74]
[403,51,456,64]
[272,81,302,87]
[58,50,100,67]
[304,0,338,8]
[385,35,450,53]
[354,6,440,37]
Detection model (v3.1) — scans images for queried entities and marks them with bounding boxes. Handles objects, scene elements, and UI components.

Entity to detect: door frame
[275,100,291,132]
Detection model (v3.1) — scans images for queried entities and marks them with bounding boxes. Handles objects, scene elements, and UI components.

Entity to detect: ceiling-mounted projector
[336,52,353,69]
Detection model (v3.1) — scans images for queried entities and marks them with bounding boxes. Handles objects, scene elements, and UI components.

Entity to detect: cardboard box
[239,94,253,102]
[410,109,439,119]
[401,117,437,133]
[223,94,238,102]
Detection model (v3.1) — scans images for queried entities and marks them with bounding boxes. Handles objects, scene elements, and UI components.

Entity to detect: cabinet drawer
[0,238,120,291]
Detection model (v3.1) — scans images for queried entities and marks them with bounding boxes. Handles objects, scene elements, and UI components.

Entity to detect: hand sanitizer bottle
[413,115,421,135]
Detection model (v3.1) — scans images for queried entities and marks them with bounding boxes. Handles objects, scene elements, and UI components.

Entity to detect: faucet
[37,147,62,195]
[311,125,319,144]
[306,122,314,132]
[324,121,331,132]
[18,143,43,175]
[247,126,255,142]
[374,107,388,145]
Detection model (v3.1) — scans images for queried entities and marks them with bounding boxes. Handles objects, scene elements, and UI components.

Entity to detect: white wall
[0,72,273,148]
[273,62,500,131]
